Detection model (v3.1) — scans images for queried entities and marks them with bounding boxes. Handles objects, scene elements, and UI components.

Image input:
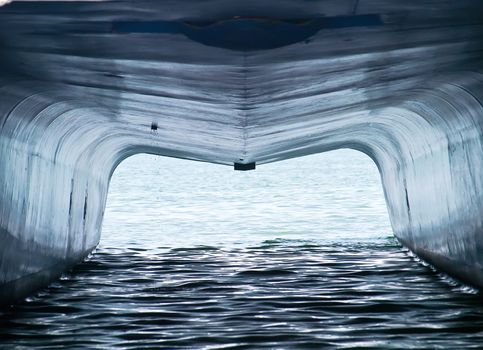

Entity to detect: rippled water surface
[2,150,483,349]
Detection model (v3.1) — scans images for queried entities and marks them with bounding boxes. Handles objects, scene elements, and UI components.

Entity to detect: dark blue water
[1,151,482,349]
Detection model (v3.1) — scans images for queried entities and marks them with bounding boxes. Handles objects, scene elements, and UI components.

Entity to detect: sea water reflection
[1,150,482,349]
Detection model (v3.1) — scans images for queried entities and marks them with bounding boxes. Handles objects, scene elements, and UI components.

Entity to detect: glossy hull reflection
[1,0,483,300]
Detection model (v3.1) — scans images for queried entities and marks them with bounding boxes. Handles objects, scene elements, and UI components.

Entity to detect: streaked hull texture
[1,0,483,303]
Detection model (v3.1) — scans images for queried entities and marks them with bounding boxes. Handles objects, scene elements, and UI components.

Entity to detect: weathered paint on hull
[1,0,483,304]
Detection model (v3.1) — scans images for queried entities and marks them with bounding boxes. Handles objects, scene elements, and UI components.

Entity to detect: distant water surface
[1,150,483,349]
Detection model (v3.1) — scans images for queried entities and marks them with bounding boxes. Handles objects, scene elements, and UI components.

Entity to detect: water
[2,150,483,349]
